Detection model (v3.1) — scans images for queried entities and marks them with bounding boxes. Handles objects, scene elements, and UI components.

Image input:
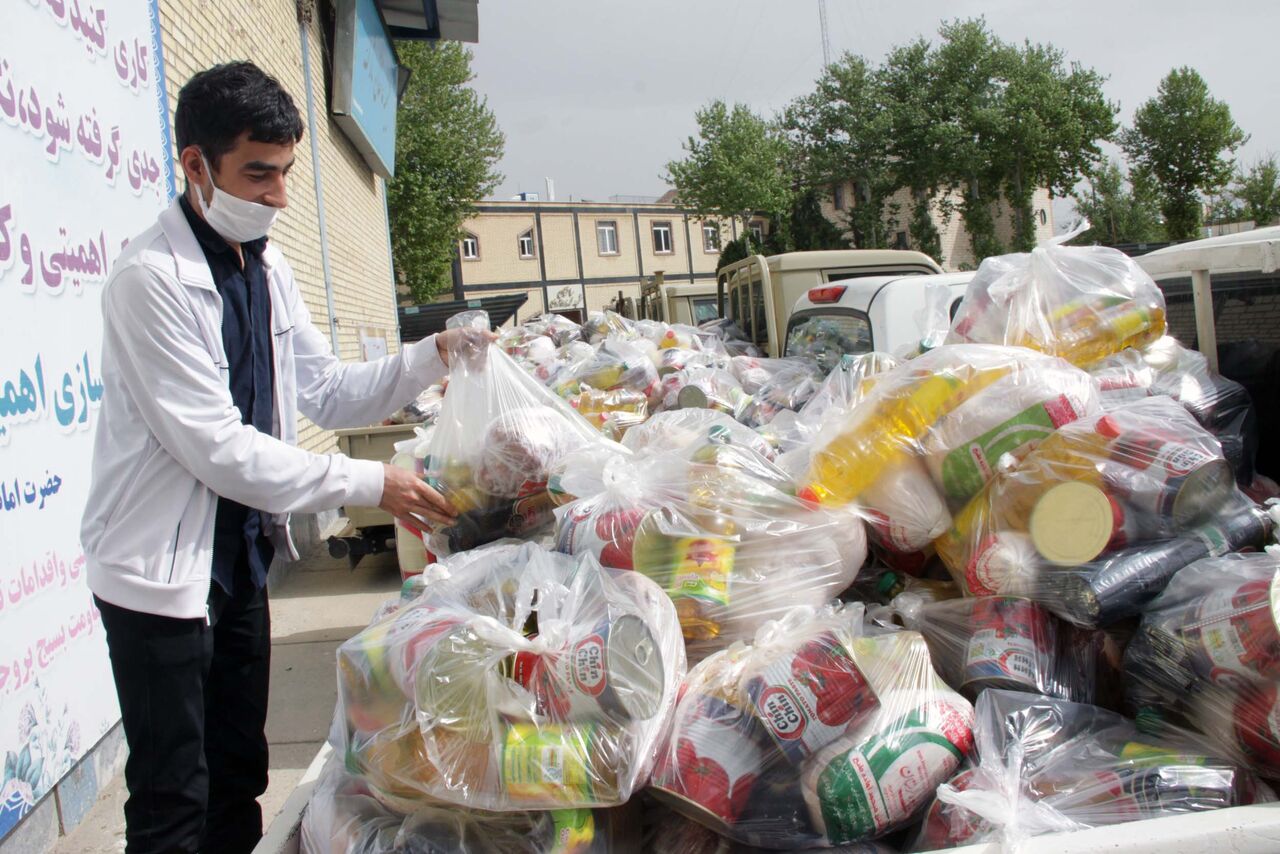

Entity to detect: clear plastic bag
[548,336,662,410]
[1124,553,1280,779]
[568,385,648,441]
[522,313,585,347]
[659,365,747,415]
[650,605,973,848]
[301,755,640,853]
[553,440,865,661]
[729,356,824,429]
[946,243,1167,367]
[582,310,634,344]
[421,313,621,557]
[879,594,1116,706]
[333,543,685,811]
[769,353,899,467]
[622,409,778,462]
[645,801,898,854]
[912,689,1269,852]
[797,345,1099,572]
[933,397,1269,625]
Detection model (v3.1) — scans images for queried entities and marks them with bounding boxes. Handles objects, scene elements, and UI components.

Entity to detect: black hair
[175,61,304,169]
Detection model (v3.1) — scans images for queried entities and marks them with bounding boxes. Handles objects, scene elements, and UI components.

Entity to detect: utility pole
[818,0,831,69]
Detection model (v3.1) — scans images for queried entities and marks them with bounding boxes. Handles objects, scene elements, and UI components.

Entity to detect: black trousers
[96,567,270,854]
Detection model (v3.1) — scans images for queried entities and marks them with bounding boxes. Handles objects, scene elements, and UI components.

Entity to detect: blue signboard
[333,0,400,178]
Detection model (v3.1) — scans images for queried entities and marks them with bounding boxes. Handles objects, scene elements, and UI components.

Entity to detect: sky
[467,0,1279,227]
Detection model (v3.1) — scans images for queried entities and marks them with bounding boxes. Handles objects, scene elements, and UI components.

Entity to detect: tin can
[651,693,767,831]
[1232,682,1280,769]
[745,632,879,765]
[803,694,972,844]
[501,722,619,805]
[915,768,991,850]
[554,503,648,570]
[962,597,1053,695]
[1103,432,1234,530]
[511,614,665,724]
[1188,574,1280,688]
[1028,481,1120,566]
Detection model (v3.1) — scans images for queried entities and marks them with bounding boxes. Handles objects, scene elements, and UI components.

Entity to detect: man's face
[181,132,296,210]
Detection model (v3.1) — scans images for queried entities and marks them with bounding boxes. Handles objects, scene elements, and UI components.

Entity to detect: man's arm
[287,276,447,430]
[105,263,385,515]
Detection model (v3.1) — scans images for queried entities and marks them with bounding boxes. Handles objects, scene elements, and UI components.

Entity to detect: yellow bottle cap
[1029,481,1114,566]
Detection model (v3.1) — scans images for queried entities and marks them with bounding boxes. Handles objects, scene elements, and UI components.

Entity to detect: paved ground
[53,551,403,853]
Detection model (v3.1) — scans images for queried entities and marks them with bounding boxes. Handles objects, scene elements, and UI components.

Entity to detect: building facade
[818,183,1058,269]
[453,201,759,322]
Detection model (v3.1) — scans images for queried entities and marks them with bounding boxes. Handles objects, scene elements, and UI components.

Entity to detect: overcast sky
[468,0,1278,225]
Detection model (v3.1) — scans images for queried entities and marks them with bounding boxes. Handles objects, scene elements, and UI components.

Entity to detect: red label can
[744,631,879,765]
[962,597,1053,695]
[1190,578,1280,689]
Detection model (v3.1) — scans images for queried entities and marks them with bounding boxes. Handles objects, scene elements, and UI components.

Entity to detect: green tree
[1232,156,1280,225]
[789,188,848,250]
[1120,67,1247,240]
[881,39,948,260]
[785,55,896,248]
[387,41,504,303]
[664,101,795,230]
[1073,159,1164,244]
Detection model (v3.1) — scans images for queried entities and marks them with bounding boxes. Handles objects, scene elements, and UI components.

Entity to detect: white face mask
[195,152,280,243]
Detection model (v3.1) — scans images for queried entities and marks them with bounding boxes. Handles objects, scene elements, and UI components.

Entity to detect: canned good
[512,614,665,723]
[1232,683,1280,769]
[744,632,879,765]
[1104,432,1234,530]
[964,531,1041,597]
[1028,481,1118,566]
[501,723,620,805]
[803,695,971,844]
[667,535,734,641]
[915,768,990,850]
[555,504,648,570]
[1189,574,1280,689]
[962,597,1053,695]
[651,693,768,831]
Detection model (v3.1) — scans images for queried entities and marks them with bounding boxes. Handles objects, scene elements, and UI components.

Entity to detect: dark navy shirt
[180,195,275,595]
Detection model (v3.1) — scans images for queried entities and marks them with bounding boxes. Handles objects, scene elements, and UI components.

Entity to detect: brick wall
[157,0,400,454]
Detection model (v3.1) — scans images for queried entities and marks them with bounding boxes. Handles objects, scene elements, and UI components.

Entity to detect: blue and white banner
[0,0,174,837]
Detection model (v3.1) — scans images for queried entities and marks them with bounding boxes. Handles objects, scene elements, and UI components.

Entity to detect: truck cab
[716,250,944,356]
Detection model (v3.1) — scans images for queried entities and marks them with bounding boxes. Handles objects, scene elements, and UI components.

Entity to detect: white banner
[0,0,173,837]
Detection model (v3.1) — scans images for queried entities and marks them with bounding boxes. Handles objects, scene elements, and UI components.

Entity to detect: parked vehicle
[716,250,943,356]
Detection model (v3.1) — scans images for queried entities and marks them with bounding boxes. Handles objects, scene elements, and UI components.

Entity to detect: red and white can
[1232,682,1280,769]
[651,692,767,830]
[511,614,665,724]
[744,632,879,765]
[962,597,1053,695]
[554,501,648,570]
[1190,575,1280,689]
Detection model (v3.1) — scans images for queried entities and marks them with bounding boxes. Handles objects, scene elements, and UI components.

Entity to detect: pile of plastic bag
[303,236,1280,852]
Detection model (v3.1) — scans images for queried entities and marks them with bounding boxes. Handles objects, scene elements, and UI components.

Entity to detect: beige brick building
[157,0,402,458]
[818,183,1057,269]
[455,201,757,321]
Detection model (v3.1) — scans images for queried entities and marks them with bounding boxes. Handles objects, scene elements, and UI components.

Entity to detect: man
[81,61,469,853]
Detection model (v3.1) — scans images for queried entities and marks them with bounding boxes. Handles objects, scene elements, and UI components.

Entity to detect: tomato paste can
[744,631,879,765]
[1103,431,1234,530]
[1188,573,1280,689]
[511,614,665,724]
[962,597,1054,695]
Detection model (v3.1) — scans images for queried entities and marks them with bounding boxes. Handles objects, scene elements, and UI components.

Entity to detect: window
[785,312,874,364]
[749,220,765,243]
[833,183,845,211]
[652,221,673,254]
[702,222,720,253]
[461,233,479,260]
[692,297,719,324]
[894,231,909,250]
[596,220,618,255]
[518,229,535,259]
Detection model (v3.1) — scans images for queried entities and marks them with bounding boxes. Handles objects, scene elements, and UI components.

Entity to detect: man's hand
[435,327,498,367]
[379,464,457,535]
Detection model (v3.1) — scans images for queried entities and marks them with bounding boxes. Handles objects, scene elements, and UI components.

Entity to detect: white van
[717,250,944,357]
[785,271,975,359]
